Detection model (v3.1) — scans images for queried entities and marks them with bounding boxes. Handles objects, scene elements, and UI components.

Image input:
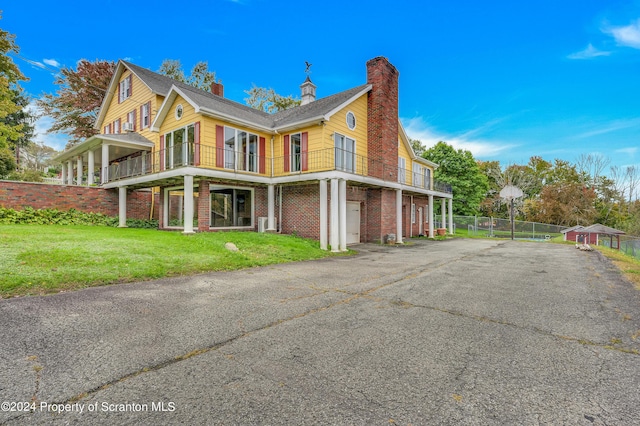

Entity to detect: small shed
[562,223,626,249]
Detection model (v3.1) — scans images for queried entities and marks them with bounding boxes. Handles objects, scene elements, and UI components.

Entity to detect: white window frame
[334,133,356,173]
[223,126,260,172]
[163,185,198,230]
[346,111,356,130]
[398,157,406,184]
[119,76,131,102]
[142,103,150,129]
[164,124,195,169]
[290,133,302,172]
[113,119,121,134]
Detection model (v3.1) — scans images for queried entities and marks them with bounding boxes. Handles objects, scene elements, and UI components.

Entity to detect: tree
[422,141,489,215]
[410,138,426,156]
[20,142,57,171]
[244,85,301,113]
[37,59,116,147]
[158,59,218,92]
[531,182,597,226]
[0,13,31,172]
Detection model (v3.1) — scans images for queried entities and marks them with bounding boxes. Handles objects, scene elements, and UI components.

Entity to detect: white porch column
[76,156,83,186]
[428,195,434,238]
[87,150,95,185]
[101,144,110,184]
[319,179,328,250]
[267,184,276,231]
[118,186,127,227]
[61,163,66,185]
[441,198,446,229]
[183,175,195,234]
[338,179,347,252]
[67,160,73,184]
[396,189,403,244]
[448,198,454,234]
[330,178,339,252]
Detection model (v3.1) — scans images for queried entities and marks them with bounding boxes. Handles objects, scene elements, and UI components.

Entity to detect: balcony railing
[107,143,452,194]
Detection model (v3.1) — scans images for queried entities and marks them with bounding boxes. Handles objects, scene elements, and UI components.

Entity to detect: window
[398,157,406,183]
[223,126,260,172]
[175,104,183,120]
[104,124,111,134]
[210,187,253,228]
[424,168,431,189]
[413,163,423,187]
[334,133,355,173]
[165,187,198,228]
[346,111,356,130]
[164,124,195,169]
[119,75,132,103]
[113,119,121,134]
[141,102,151,129]
[290,133,302,172]
[127,110,136,131]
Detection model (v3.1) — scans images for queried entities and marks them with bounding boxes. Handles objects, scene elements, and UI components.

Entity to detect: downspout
[410,195,413,238]
[278,185,283,233]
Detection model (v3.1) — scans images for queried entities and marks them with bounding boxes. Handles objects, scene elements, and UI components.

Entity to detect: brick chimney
[211,81,224,97]
[366,56,399,180]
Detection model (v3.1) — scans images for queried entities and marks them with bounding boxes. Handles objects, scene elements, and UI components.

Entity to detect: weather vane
[305,61,312,77]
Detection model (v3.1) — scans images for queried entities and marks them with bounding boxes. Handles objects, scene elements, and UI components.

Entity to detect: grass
[0,225,341,298]
[594,245,640,290]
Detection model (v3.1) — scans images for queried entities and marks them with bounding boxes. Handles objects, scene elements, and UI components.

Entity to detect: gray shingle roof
[123,61,371,131]
[581,224,626,235]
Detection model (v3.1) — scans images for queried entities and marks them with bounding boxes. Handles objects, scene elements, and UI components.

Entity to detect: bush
[0,207,162,229]
[0,148,16,178]
[7,169,44,183]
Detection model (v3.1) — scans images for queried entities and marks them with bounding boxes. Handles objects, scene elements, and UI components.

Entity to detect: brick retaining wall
[0,180,157,220]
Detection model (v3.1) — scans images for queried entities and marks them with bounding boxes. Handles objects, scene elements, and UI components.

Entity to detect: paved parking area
[1,238,639,425]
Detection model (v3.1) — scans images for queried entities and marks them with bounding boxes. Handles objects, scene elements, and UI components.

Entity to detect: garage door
[346,201,361,244]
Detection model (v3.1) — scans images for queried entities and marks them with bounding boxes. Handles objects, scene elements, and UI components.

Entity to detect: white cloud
[43,58,60,67]
[401,116,517,158]
[26,102,69,151]
[615,147,638,156]
[572,117,640,139]
[603,19,640,49]
[567,43,611,59]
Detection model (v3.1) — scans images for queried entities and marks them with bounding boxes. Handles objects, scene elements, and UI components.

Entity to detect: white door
[346,201,361,244]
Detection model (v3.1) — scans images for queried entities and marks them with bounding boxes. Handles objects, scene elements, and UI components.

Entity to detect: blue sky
[4,0,640,173]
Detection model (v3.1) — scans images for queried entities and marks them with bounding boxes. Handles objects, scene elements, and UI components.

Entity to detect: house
[562,223,626,249]
[53,56,453,250]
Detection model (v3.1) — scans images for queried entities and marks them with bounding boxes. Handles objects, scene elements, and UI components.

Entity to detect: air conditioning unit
[258,217,268,233]
[122,122,134,132]
[257,217,277,232]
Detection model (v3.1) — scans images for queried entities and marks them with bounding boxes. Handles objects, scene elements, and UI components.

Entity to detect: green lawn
[0,225,338,298]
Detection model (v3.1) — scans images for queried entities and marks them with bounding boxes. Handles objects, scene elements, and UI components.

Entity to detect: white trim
[208,184,255,230]
[346,111,356,130]
[323,85,372,121]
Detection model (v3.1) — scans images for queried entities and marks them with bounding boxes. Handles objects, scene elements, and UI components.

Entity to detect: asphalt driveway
[1,238,639,425]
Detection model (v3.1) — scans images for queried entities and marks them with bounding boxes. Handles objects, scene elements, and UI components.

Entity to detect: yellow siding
[158,96,199,135]
[101,69,162,145]
[398,131,412,184]
[323,94,368,158]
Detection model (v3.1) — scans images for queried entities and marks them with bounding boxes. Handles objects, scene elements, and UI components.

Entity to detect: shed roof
[580,224,626,235]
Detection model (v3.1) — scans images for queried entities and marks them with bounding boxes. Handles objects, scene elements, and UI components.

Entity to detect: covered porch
[54,133,155,186]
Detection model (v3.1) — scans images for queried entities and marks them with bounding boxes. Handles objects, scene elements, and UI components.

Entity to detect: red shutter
[118,81,121,104]
[140,105,144,129]
[194,122,201,166]
[259,136,266,174]
[147,102,151,127]
[283,135,290,172]
[108,123,112,134]
[132,109,137,131]
[159,135,165,171]
[128,75,132,98]
[301,132,309,171]
[215,125,224,168]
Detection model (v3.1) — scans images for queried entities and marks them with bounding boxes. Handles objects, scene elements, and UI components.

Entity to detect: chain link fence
[453,215,568,240]
[599,235,640,260]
